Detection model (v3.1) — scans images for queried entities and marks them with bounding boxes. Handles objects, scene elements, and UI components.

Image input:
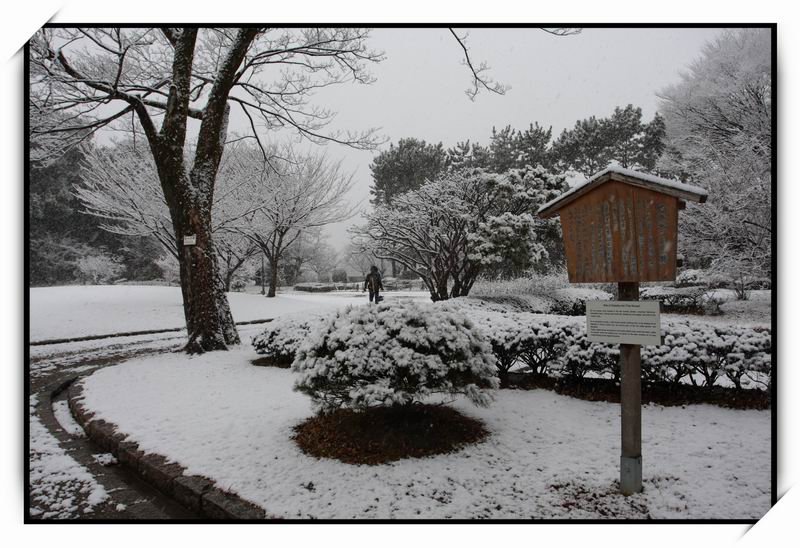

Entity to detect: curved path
[28,323,270,520]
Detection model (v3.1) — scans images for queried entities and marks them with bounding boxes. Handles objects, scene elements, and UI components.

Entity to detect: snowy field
[29,285,429,342]
[78,347,771,520]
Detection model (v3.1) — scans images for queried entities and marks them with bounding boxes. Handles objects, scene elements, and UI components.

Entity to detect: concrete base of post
[620,455,642,495]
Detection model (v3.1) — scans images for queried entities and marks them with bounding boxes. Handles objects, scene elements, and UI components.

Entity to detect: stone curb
[67,381,271,520]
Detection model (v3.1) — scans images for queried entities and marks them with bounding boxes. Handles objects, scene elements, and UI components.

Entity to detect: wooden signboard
[539,167,707,284]
[559,182,678,283]
[538,166,707,496]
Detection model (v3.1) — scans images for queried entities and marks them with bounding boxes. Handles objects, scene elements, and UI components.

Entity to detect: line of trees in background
[30,27,385,352]
[28,27,770,350]
[369,104,666,209]
[359,28,771,301]
[30,26,581,352]
[359,104,667,298]
[74,140,356,298]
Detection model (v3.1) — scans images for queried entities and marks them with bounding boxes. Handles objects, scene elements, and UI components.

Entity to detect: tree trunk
[267,258,279,298]
[434,275,450,301]
[174,202,239,353]
[224,254,233,292]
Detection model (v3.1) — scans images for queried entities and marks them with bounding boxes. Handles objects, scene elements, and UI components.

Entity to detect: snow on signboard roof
[537,165,708,218]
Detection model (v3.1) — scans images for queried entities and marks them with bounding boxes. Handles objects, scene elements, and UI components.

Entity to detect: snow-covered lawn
[78,347,770,519]
[29,285,429,341]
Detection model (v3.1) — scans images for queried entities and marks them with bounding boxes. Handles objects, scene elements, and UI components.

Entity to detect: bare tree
[31,27,382,351]
[357,167,561,301]
[30,26,577,350]
[77,139,267,290]
[658,29,771,297]
[305,230,339,283]
[232,150,356,297]
[344,239,375,277]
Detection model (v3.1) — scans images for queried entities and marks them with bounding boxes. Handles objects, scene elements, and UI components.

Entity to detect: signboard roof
[537,165,708,219]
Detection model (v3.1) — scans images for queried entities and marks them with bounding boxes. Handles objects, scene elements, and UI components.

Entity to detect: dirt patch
[292,404,489,465]
[548,480,651,518]
[510,375,770,410]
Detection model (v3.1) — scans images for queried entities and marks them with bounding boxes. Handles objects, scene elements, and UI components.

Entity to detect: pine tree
[445,140,491,171]
[488,125,518,172]
[369,138,447,207]
[551,106,666,177]
[515,122,553,170]
[606,105,644,168]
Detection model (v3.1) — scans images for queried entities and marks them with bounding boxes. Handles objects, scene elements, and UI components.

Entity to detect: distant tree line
[29,144,163,286]
[364,104,667,289]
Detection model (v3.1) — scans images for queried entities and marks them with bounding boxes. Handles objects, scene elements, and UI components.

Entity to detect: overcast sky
[231,26,722,250]
[88,27,724,251]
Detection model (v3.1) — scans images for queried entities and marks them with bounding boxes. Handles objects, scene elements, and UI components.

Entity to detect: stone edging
[67,381,270,520]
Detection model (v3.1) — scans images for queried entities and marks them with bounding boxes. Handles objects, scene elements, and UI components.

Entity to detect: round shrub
[292,301,499,412]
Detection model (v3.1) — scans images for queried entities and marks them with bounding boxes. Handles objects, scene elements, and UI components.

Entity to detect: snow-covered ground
[29,285,429,342]
[29,396,108,518]
[78,347,771,520]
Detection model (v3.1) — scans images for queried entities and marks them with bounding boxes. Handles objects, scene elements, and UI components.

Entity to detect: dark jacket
[364,271,383,292]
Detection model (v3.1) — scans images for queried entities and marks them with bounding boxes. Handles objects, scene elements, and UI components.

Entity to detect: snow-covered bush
[293,302,499,411]
[252,315,326,365]
[517,318,573,376]
[294,282,337,293]
[256,301,771,393]
[559,327,619,380]
[75,251,125,284]
[464,308,771,390]
[155,254,181,285]
[548,287,613,316]
[641,285,710,314]
[468,311,531,384]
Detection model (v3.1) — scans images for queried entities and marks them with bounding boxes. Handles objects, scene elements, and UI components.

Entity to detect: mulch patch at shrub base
[510,374,769,410]
[292,404,489,465]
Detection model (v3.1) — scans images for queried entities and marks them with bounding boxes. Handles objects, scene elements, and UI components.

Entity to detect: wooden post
[618,281,642,495]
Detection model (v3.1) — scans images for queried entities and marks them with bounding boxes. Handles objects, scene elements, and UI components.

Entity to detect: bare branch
[448,28,509,101]
[540,28,582,36]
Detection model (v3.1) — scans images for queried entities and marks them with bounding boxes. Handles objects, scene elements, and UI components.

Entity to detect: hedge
[253,305,771,392]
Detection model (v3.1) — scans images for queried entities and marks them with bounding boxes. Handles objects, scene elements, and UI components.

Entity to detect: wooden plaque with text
[557,181,679,283]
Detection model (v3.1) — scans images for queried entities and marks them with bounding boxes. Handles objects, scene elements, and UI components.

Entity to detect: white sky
[225,26,723,250]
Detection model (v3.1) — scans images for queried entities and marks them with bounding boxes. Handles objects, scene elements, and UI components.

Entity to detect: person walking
[363,265,384,304]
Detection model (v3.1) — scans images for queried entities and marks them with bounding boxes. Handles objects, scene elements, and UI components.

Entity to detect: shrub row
[253,305,772,393]
[470,309,771,390]
[640,285,723,315]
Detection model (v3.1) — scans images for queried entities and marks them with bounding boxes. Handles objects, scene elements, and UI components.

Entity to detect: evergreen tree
[637,112,667,171]
[551,105,667,177]
[515,122,553,170]
[445,140,491,171]
[488,125,518,172]
[551,115,613,177]
[606,105,644,168]
[369,138,447,207]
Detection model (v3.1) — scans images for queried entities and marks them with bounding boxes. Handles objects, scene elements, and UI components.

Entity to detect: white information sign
[183,235,197,246]
[586,300,661,346]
